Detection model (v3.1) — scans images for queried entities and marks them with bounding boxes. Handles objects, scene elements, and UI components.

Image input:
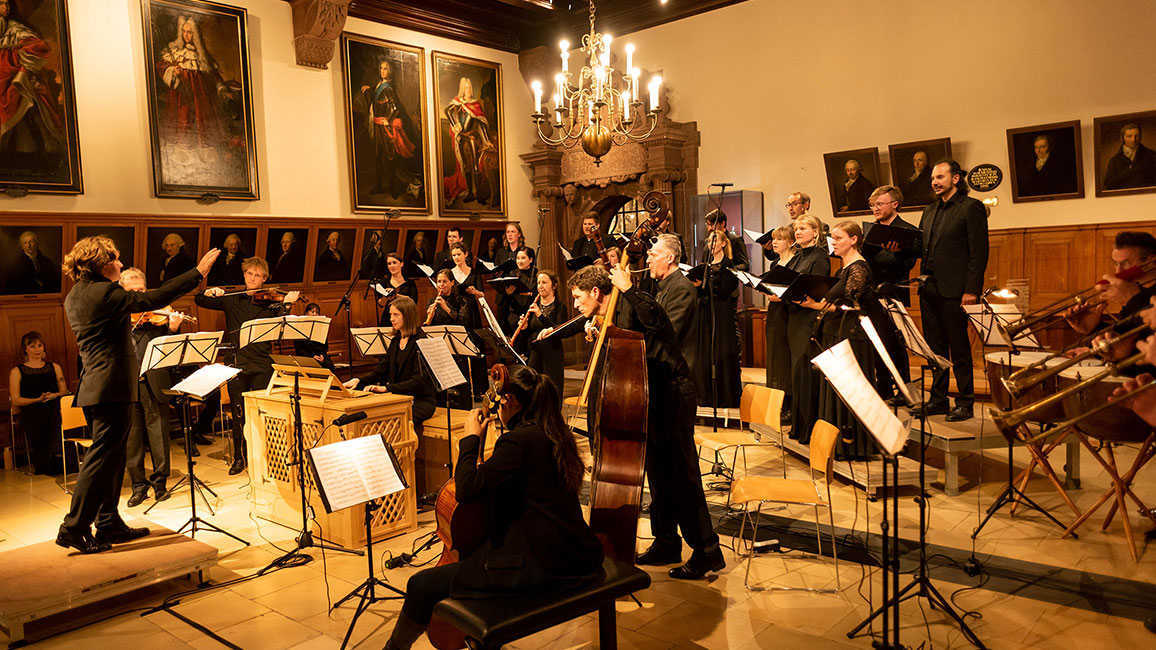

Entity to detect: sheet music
[350,327,395,355]
[858,316,915,405]
[307,435,407,513]
[140,331,223,375]
[240,315,331,348]
[417,337,468,391]
[812,341,909,457]
[171,363,241,400]
[880,297,952,369]
[963,303,1040,348]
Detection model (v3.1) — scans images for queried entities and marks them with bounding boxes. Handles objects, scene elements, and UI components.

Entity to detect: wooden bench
[432,557,650,650]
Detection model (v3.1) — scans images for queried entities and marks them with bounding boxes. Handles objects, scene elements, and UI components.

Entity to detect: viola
[427,364,509,650]
[130,307,197,328]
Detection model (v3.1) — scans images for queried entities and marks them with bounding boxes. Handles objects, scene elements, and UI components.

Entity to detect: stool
[432,557,650,650]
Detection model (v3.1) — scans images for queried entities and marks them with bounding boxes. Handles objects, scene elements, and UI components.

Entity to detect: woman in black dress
[764,225,797,407]
[378,252,418,327]
[380,365,604,650]
[787,214,831,439]
[345,295,436,425]
[524,270,569,401]
[9,331,67,475]
[693,231,742,408]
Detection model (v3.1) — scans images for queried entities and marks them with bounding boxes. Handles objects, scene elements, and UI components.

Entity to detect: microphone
[333,411,367,427]
[710,182,734,187]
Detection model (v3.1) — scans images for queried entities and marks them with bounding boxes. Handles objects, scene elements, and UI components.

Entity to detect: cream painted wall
[0,0,539,241]
[617,0,1156,231]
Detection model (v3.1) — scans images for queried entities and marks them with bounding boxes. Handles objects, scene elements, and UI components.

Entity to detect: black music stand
[965,302,1070,538]
[240,315,363,565]
[138,332,250,546]
[307,434,409,650]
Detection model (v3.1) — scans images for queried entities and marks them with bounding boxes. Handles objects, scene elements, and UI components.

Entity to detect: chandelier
[530,0,663,166]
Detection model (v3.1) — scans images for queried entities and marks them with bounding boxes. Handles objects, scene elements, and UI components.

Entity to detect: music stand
[964,303,1069,538]
[240,315,362,563]
[307,434,409,650]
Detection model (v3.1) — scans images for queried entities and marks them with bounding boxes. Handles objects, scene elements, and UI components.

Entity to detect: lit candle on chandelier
[532,80,542,114]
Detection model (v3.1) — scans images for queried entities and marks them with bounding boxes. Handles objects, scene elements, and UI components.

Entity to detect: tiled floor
[2,395,1155,649]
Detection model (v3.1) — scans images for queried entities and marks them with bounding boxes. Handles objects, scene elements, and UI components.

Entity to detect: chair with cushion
[432,555,651,650]
[730,418,842,593]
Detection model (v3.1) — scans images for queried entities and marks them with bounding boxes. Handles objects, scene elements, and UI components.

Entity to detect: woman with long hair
[9,331,67,475]
[345,295,436,424]
[524,269,568,401]
[378,252,418,326]
[380,365,603,650]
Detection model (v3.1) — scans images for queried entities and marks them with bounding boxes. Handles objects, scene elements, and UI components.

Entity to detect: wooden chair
[730,418,842,593]
[695,385,787,507]
[60,395,90,494]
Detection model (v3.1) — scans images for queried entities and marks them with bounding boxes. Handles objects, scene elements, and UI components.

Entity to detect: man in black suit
[571,214,602,261]
[704,209,750,271]
[431,227,462,271]
[120,268,182,507]
[914,160,989,422]
[1104,123,1156,191]
[864,185,921,404]
[1021,134,1077,197]
[159,233,194,283]
[196,257,297,475]
[839,159,874,212]
[57,236,217,554]
[7,230,60,294]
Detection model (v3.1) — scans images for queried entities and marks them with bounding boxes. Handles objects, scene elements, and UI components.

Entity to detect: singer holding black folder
[786,214,830,431]
[864,185,920,404]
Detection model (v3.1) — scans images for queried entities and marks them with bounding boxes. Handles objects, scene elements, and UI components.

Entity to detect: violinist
[57,236,217,554]
[121,268,183,507]
[425,269,464,327]
[380,365,603,650]
[547,264,725,580]
[343,296,436,424]
[523,270,568,401]
[378,252,418,326]
[195,257,298,475]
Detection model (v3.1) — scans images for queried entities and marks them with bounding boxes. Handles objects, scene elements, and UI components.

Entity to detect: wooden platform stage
[0,522,217,646]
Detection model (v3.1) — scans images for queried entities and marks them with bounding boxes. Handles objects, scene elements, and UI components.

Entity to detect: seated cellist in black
[342,295,436,425]
[381,365,604,650]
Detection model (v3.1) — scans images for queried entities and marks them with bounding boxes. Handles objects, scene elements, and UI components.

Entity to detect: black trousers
[62,402,132,532]
[127,384,170,491]
[647,377,720,554]
[918,285,974,408]
[227,370,272,461]
[402,563,460,624]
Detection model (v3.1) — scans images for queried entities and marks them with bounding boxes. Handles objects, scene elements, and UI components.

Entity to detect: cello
[581,191,672,563]
[426,364,508,650]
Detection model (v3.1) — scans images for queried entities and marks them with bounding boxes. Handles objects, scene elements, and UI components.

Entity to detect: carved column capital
[289,0,350,69]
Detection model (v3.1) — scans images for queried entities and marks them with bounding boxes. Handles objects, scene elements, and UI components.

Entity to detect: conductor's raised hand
[196,248,222,277]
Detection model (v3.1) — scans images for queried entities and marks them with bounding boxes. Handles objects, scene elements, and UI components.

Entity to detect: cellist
[541,264,726,580]
[380,366,603,650]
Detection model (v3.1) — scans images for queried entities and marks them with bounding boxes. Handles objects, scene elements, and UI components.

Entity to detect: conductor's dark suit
[62,267,202,534]
[917,191,988,408]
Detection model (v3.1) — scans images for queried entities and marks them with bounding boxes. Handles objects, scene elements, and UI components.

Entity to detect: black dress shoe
[636,544,682,566]
[127,491,148,508]
[669,548,725,580]
[96,524,150,545]
[909,403,949,419]
[228,459,247,475]
[945,406,974,422]
[56,527,111,554]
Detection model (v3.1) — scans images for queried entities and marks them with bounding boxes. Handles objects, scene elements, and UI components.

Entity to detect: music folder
[862,222,920,249]
[778,274,836,302]
[487,275,532,294]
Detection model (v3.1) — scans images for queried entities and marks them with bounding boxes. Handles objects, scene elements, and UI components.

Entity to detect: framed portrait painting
[0,225,62,296]
[432,51,506,218]
[1007,121,1083,203]
[341,33,429,215]
[822,148,882,217]
[1093,110,1156,198]
[888,138,952,210]
[0,0,82,194]
[141,0,258,200]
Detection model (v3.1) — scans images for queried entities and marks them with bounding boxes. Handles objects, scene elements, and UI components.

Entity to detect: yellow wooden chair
[730,418,842,593]
[59,395,91,494]
[695,385,788,507]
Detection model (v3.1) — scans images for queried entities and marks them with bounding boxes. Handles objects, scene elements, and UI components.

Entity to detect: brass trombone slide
[1002,319,1150,400]
[991,350,1155,445]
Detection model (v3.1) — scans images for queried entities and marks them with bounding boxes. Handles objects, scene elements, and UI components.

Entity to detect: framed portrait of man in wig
[0,0,83,194]
[432,51,506,218]
[141,0,258,200]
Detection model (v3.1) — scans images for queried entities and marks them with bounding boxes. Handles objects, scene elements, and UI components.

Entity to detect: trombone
[1002,316,1150,400]
[998,258,1156,345]
[991,349,1156,445]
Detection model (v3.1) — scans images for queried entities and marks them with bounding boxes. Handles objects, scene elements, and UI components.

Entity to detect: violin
[428,364,509,650]
[131,307,197,328]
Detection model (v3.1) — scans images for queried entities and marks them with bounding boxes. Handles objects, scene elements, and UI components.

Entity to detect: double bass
[426,364,509,650]
[581,191,672,563]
